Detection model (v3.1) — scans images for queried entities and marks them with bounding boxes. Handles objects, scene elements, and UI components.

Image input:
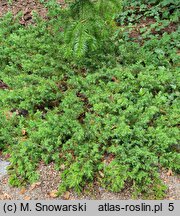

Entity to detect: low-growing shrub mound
[0,0,179,199]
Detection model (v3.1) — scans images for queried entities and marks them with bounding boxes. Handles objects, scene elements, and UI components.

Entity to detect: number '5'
[168,203,174,211]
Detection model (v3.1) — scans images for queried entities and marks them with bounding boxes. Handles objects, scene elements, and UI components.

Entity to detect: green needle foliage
[0,0,179,199]
[61,0,121,61]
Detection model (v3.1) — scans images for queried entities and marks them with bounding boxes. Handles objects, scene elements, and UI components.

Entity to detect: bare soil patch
[0,162,179,200]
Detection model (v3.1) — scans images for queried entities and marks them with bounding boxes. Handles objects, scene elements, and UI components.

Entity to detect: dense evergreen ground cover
[0,0,179,198]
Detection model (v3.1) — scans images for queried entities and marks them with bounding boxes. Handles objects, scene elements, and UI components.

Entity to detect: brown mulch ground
[0,0,179,200]
[0,0,65,25]
[0,0,47,25]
